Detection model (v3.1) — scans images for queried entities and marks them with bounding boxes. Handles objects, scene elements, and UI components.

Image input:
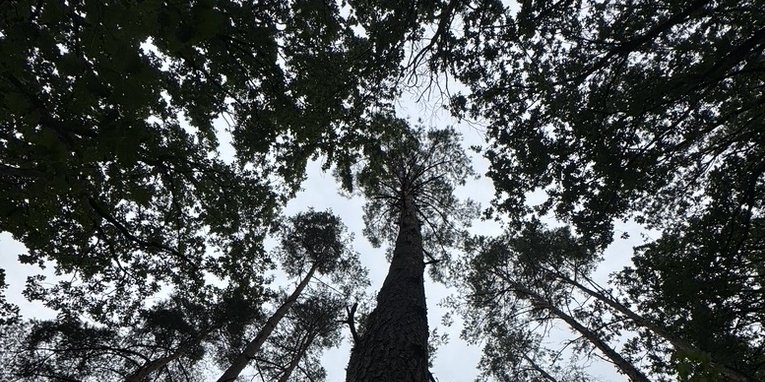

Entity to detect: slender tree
[344,115,475,382]
[458,223,650,382]
[458,219,764,382]
[2,210,365,382]
[251,291,347,382]
[217,210,365,382]
[404,2,765,380]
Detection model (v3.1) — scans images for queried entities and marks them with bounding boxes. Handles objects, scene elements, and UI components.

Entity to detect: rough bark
[345,197,429,382]
[216,262,319,382]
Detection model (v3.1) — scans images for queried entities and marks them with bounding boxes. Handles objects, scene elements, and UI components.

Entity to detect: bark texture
[346,198,429,382]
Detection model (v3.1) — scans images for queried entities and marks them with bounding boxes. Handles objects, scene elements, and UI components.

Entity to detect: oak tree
[417,1,765,380]
[0,0,398,327]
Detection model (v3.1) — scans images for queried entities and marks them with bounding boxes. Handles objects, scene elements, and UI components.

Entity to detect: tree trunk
[346,197,429,382]
[516,284,650,382]
[557,273,758,382]
[276,329,319,382]
[124,352,181,382]
[523,354,560,382]
[216,262,319,382]
[125,328,212,382]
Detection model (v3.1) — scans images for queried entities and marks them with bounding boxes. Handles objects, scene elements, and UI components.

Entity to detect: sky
[0,78,652,382]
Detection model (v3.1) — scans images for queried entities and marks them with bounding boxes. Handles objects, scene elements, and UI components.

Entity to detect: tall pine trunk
[125,352,182,382]
[346,197,429,382]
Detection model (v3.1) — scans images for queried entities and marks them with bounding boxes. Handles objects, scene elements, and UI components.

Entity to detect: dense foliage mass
[431,0,765,380]
[1,0,763,381]
[1,210,364,382]
[445,0,764,245]
[1,1,383,379]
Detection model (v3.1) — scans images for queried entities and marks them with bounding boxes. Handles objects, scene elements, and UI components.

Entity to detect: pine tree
[343,115,475,382]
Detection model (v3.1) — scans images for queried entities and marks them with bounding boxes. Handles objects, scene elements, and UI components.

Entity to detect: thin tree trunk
[276,330,319,382]
[125,328,213,382]
[516,284,651,382]
[557,272,758,382]
[523,354,560,382]
[125,351,181,382]
[346,197,429,382]
[216,262,319,382]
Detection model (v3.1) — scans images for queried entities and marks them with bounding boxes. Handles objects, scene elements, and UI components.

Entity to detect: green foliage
[441,0,765,250]
[345,114,477,278]
[274,209,369,303]
[0,270,20,326]
[4,209,367,382]
[0,0,400,323]
[279,210,356,276]
[414,1,765,380]
[4,315,200,382]
[456,223,602,381]
[0,3,386,379]
[617,213,765,380]
[3,0,761,380]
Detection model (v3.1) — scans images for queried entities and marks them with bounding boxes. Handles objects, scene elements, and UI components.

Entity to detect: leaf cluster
[438,0,765,249]
[344,114,477,275]
[0,0,403,329]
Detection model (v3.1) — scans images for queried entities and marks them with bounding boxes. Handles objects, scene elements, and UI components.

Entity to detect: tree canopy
[0,0,403,316]
[442,0,764,248]
[349,115,476,267]
[2,0,764,381]
[344,116,475,382]
[2,209,365,382]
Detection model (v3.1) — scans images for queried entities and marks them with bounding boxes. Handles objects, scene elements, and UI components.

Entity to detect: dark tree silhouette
[396,1,765,380]
[456,223,644,382]
[1,210,365,382]
[0,0,400,333]
[217,210,365,382]
[343,115,475,382]
[458,221,762,382]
